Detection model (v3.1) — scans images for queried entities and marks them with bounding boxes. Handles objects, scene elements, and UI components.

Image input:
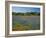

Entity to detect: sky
[12,6,40,13]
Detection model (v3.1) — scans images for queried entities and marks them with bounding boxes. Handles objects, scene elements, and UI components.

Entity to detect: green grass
[12,22,32,31]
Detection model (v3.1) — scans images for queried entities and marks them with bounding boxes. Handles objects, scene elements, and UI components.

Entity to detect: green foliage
[38,13,40,15]
[12,12,40,16]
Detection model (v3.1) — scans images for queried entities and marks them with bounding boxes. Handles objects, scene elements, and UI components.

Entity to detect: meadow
[12,12,40,31]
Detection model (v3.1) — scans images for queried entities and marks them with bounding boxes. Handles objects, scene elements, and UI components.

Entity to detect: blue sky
[12,6,40,13]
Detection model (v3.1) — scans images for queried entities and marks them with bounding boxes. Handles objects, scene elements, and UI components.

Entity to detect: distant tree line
[12,12,40,16]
